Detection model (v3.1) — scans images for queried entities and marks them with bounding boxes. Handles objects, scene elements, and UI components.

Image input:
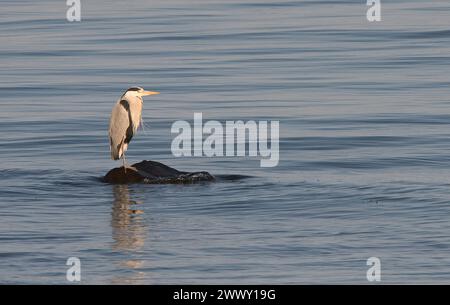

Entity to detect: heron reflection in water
[111,185,147,283]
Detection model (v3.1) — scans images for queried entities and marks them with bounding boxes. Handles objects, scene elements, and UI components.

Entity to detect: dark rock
[103,160,215,184]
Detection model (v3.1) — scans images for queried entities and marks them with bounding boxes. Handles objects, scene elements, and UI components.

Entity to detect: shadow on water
[96,173,253,184]
[214,174,254,182]
[110,184,147,284]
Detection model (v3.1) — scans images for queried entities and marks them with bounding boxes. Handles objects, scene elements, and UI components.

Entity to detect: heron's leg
[122,152,127,173]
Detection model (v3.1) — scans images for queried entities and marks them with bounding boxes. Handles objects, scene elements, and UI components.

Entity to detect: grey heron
[109,87,160,170]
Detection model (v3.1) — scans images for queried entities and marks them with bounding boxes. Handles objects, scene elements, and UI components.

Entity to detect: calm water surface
[1,0,450,284]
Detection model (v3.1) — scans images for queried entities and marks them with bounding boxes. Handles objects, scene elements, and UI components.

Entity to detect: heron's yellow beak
[142,91,160,96]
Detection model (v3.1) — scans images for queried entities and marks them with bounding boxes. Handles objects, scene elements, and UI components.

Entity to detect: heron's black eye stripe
[127,87,142,92]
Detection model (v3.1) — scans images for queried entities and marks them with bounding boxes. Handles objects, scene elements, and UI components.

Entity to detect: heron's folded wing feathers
[109,100,132,160]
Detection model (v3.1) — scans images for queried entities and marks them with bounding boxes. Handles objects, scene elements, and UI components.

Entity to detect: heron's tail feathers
[110,145,121,160]
[110,150,121,160]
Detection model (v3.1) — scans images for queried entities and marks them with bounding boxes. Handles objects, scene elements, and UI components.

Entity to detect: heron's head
[123,87,160,99]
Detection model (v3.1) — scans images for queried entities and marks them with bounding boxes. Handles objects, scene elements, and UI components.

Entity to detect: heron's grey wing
[109,100,133,160]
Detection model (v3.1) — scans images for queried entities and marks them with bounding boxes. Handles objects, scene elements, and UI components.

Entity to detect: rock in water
[103,160,215,184]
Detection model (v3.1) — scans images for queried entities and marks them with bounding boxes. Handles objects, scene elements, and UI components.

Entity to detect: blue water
[1,0,450,284]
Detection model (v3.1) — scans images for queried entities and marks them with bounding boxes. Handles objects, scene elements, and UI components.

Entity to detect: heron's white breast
[128,98,143,132]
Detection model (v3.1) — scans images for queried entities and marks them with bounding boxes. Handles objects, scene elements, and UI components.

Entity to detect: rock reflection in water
[110,185,147,284]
